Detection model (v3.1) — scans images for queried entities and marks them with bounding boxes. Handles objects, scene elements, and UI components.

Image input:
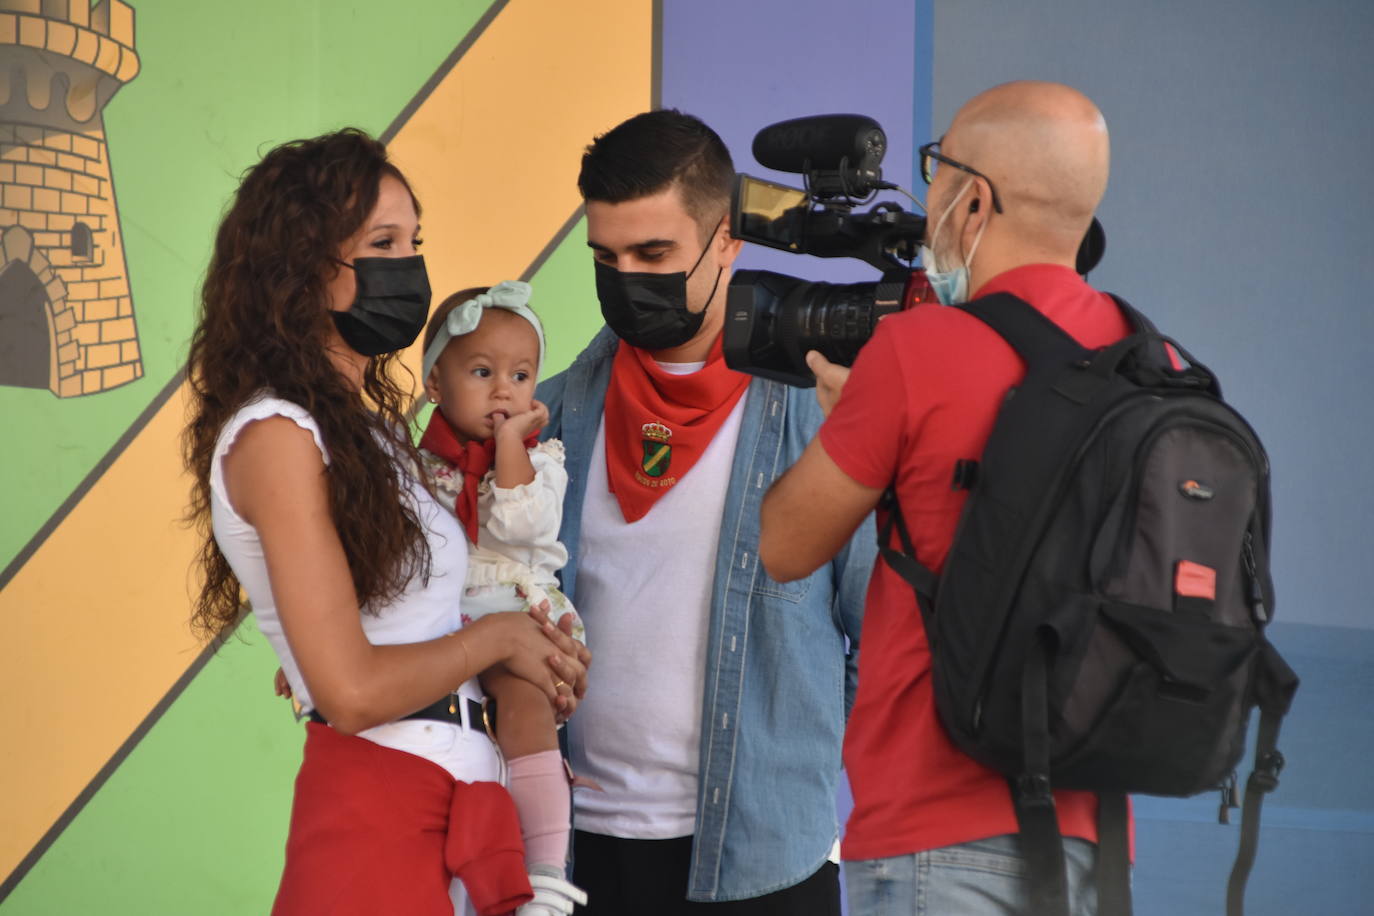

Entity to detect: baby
[418,281,586,916]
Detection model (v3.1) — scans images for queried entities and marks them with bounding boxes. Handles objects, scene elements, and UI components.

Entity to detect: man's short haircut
[578,109,734,234]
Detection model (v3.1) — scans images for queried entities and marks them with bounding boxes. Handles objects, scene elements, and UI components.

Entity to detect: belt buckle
[480,696,499,742]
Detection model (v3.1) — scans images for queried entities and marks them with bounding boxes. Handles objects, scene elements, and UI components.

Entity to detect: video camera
[723,114,1105,387]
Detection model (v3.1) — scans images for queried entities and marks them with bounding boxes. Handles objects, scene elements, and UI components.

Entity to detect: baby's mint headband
[421,280,545,379]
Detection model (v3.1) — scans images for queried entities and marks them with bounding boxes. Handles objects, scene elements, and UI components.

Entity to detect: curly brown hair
[184,128,431,641]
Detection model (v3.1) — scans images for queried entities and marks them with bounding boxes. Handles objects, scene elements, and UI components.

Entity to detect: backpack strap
[1108,294,1158,335]
[961,293,1136,406]
[1013,632,1138,916]
[960,293,1092,370]
[1096,793,1134,916]
[967,291,1220,400]
[962,292,1121,916]
[963,292,1153,915]
[1107,294,1227,397]
[1226,641,1299,916]
[880,291,1100,612]
[877,489,938,621]
[1010,630,1072,916]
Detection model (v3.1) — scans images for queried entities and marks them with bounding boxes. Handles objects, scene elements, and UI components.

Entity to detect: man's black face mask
[594,220,724,351]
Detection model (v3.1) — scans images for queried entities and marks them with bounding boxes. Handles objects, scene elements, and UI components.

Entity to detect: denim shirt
[538,327,873,902]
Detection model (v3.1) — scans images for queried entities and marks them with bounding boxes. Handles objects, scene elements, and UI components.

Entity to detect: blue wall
[931,1,1373,912]
[932,0,1374,633]
[663,0,1373,912]
[661,0,926,282]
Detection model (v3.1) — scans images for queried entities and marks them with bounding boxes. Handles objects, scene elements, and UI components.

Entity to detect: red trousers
[272,722,532,916]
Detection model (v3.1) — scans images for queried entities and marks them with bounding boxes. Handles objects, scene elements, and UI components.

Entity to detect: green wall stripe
[0,624,299,915]
[520,205,587,285]
[0,628,219,904]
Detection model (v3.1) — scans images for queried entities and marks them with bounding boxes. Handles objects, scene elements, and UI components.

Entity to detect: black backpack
[879,293,1299,916]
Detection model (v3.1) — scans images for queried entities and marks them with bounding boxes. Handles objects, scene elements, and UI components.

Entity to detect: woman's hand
[529,602,591,724]
[473,607,588,720]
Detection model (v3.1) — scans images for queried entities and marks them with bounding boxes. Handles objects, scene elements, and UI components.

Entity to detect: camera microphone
[753,114,887,183]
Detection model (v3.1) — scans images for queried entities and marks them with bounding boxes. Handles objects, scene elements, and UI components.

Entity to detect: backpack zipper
[1242,531,1267,623]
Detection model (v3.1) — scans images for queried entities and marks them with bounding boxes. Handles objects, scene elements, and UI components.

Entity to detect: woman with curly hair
[184,128,588,915]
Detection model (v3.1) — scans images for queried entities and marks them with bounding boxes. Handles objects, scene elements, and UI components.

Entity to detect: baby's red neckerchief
[418,411,537,543]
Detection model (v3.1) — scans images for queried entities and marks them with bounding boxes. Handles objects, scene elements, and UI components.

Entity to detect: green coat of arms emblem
[640,421,673,478]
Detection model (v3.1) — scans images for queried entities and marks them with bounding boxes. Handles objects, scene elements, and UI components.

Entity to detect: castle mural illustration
[0,0,142,397]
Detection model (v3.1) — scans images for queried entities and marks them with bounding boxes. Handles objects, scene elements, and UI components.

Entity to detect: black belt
[308,694,490,734]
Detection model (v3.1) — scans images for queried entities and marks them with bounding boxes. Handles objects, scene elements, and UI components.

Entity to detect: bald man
[758,82,1125,915]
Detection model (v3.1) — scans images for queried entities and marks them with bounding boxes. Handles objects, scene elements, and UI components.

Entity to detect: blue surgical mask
[918,181,986,306]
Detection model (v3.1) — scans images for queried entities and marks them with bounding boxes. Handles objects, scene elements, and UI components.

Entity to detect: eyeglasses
[918,142,1004,214]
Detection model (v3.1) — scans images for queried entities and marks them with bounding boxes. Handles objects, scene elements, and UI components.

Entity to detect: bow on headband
[421,280,546,379]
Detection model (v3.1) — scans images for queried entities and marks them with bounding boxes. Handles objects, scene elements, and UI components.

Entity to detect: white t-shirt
[208,395,490,752]
[567,362,746,839]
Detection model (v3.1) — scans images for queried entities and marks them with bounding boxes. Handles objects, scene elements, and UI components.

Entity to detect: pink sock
[505,750,571,872]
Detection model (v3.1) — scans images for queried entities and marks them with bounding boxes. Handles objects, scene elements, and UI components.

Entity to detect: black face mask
[595,223,724,351]
[330,255,432,357]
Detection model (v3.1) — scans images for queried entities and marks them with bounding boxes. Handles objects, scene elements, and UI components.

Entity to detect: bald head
[944,81,1109,256]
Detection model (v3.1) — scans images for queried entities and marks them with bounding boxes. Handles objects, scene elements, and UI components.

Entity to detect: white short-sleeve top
[419,439,570,591]
[208,393,470,713]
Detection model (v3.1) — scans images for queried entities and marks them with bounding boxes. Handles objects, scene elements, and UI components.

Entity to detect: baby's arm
[487,441,568,553]
[492,400,548,489]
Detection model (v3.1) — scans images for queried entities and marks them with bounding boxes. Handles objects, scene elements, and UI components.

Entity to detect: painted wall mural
[2,0,1363,913]
[0,0,143,397]
[0,1,653,911]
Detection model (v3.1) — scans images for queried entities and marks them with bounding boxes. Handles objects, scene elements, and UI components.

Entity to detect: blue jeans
[844,835,1100,916]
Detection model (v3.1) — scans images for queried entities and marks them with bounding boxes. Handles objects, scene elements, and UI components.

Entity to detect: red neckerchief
[602,335,751,523]
[418,411,537,543]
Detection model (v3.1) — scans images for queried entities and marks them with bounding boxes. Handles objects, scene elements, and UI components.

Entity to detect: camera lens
[725,270,909,388]
[781,280,883,367]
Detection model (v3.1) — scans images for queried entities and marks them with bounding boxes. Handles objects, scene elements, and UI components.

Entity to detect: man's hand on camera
[806,351,850,418]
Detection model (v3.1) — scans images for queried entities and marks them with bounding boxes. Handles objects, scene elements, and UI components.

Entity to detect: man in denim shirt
[537,110,871,914]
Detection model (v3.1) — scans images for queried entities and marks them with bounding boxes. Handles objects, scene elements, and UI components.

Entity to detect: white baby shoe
[515,871,588,916]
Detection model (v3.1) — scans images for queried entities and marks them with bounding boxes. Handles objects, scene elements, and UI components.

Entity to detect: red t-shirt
[821,264,1133,861]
